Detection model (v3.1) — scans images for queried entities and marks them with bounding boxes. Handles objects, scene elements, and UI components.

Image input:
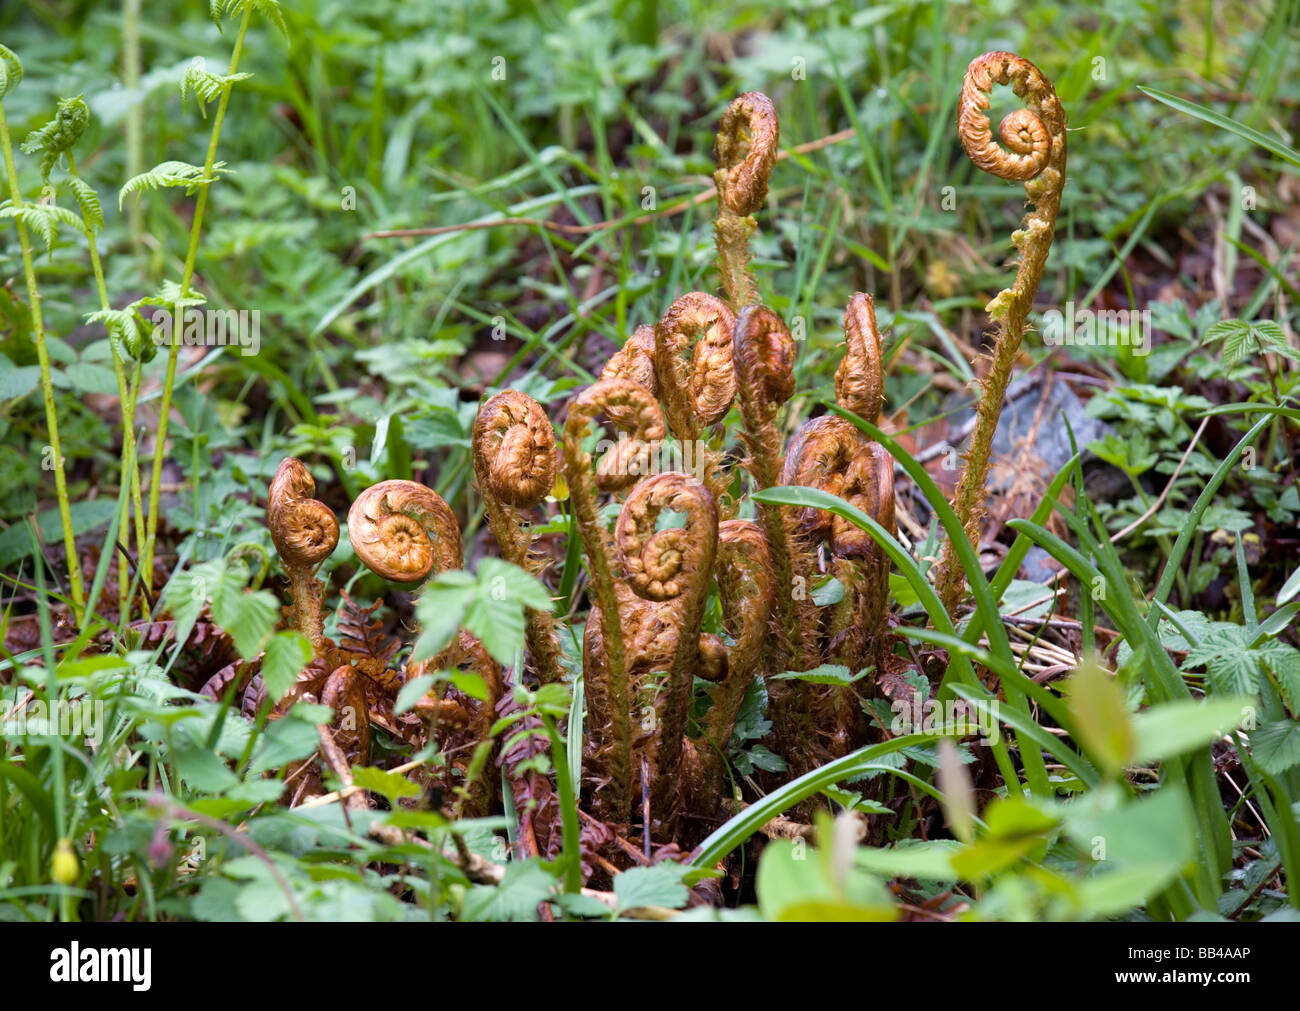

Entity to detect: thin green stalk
[30,529,71,921]
[141,6,251,593]
[541,714,582,893]
[123,0,144,257]
[0,103,84,617]
[66,151,145,623]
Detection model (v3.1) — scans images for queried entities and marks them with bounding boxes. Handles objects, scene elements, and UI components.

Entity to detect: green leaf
[1251,719,1300,776]
[209,583,278,660]
[260,631,311,703]
[64,176,103,232]
[854,841,960,881]
[247,717,320,776]
[755,839,896,922]
[1064,661,1135,778]
[0,357,41,401]
[1279,563,1300,607]
[460,558,555,666]
[173,743,239,793]
[1139,86,1300,167]
[394,673,436,715]
[460,859,556,922]
[350,765,421,806]
[772,663,867,686]
[1260,643,1300,715]
[612,864,690,912]
[1131,696,1252,764]
[411,571,476,663]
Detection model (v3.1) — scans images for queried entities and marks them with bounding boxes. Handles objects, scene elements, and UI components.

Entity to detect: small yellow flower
[51,838,79,885]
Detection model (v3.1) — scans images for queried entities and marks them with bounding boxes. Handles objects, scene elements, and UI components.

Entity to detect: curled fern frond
[0,44,23,101]
[713,91,779,310]
[20,95,89,181]
[347,479,462,584]
[472,389,564,685]
[935,51,1067,613]
[267,457,340,654]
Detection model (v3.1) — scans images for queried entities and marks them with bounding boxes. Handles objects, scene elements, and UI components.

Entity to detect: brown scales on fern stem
[561,377,666,821]
[472,389,565,685]
[935,51,1067,615]
[266,457,339,656]
[732,305,801,667]
[614,472,717,821]
[694,518,773,791]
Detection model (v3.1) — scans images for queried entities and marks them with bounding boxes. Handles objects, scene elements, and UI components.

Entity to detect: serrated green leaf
[612,864,689,912]
[1251,719,1300,775]
[260,631,311,703]
[351,765,421,805]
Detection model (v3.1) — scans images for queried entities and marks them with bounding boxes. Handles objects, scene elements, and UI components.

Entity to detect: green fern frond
[118,160,231,208]
[209,0,289,43]
[0,201,84,254]
[180,63,252,117]
[62,176,103,233]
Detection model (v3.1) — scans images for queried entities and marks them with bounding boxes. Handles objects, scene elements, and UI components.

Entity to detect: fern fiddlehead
[653,291,738,508]
[347,479,462,584]
[935,51,1067,614]
[267,457,339,655]
[713,91,778,310]
[601,323,659,395]
[472,389,564,685]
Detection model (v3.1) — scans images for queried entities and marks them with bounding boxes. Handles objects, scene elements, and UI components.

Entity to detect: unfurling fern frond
[0,44,23,101]
[209,0,291,44]
[20,95,89,181]
[118,160,231,209]
[180,64,253,117]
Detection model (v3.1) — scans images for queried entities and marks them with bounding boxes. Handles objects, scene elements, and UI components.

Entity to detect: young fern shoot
[713,92,778,310]
[934,51,1067,614]
[266,458,340,656]
[472,390,564,685]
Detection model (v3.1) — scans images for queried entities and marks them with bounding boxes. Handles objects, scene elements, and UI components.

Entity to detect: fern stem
[0,102,84,617]
[141,5,252,594]
[67,152,145,623]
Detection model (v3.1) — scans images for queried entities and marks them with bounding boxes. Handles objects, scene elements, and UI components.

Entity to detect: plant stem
[67,151,145,623]
[123,0,144,257]
[541,713,582,893]
[0,103,84,618]
[141,6,251,593]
